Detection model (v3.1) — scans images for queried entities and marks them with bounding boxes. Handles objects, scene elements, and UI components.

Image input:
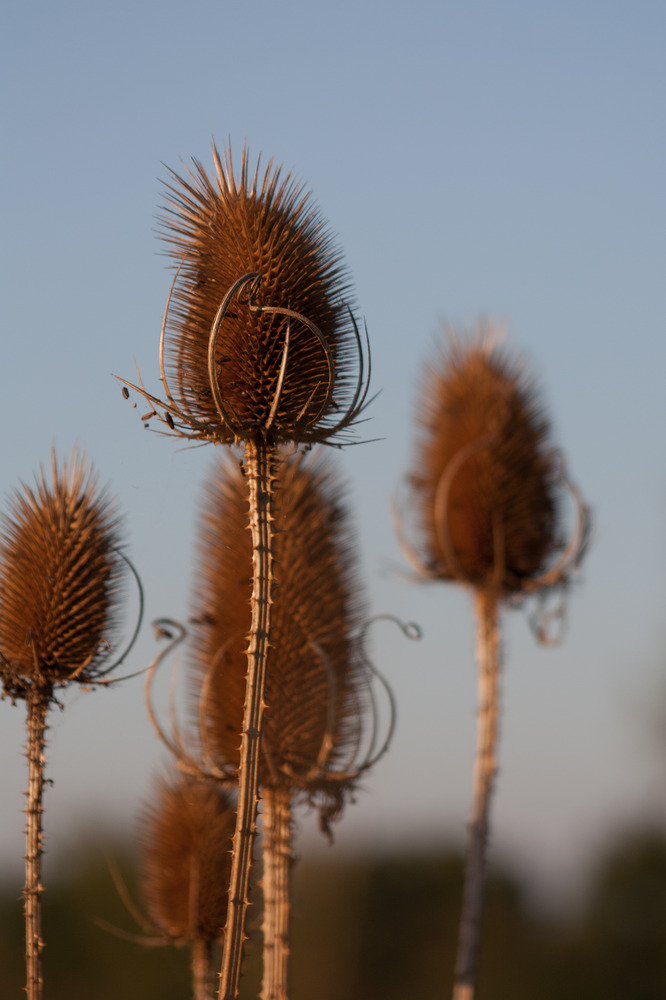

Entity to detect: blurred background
[1,0,665,993]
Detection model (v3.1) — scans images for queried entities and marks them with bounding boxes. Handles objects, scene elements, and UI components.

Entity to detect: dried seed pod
[191,451,367,819]
[408,327,560,595]
[139,773,235,945]
[0,448,125,700]
[150,143,367,445]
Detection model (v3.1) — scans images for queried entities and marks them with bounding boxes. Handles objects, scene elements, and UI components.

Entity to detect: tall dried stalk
[191,452,378,1000]
[0,448,133,1000]
[121,143,370,1000]
[400,328,590,1000]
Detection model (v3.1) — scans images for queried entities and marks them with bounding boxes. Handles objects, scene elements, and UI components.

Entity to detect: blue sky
[1,0,665,904]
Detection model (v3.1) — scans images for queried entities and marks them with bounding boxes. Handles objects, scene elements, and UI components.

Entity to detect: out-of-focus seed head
[191,451,367,823]
[0,449,125,700]
[139,772,235,944]
[408,327,560,595]
[149,143,368,445]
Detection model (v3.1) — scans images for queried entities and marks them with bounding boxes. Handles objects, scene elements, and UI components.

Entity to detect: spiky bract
[158,144,363,444]
[409,328,559,594]
[191,451,366,822]
[0,449,125,699]
[139,773,235,945]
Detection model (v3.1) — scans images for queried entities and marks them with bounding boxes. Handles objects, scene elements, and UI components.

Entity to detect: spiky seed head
[158,143,362,444]
[191,451,367,822]
[408,327,559,594]
[0,448,125,699]
[139,773,235,944]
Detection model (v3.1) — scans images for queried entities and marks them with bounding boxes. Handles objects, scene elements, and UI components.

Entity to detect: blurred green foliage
[1,828,666,999]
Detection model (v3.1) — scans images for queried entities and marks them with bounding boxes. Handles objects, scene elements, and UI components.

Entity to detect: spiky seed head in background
[139,773,235,945]
[154,143,367,445]
[408,327,560,595]
[191,451,367,824]
[0,448,125,700]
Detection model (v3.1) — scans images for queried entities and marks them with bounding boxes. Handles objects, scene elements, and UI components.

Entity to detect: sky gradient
[1,0,665,906]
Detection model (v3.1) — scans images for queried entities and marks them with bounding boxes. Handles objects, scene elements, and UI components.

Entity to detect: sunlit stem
[453,590,500,1000]
[24,684,51,1000]
[261,786,293,1000]
[192,937,215,1000]
[218,439,276,1000]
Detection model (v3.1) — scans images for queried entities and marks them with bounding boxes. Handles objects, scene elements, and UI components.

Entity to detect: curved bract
[120,143,371,447]
[0,448,127,700]
[405,327,588,597]
[191,451,369,825]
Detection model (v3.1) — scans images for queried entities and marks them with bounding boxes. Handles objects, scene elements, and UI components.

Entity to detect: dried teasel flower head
[402,326,590,598]
[191,450,374,828]
[121,143,371,447]
[139,772,235,945]
[0,448,127,701]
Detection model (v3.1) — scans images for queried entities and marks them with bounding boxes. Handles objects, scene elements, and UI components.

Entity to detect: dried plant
[191,450,394,1000]
[398,327,590,1000]
[137,772,236,1000]
[0,448,138,1000]
[120,142,372,1000]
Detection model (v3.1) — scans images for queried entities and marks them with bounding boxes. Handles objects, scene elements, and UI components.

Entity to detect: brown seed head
[139,772,235,944]
[408,327,560,595]
[0,449,125,699]
[156,143,366,445]
[191,451,367,821]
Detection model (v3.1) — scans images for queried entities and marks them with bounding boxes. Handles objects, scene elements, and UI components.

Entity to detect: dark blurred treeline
[1,827,666,999]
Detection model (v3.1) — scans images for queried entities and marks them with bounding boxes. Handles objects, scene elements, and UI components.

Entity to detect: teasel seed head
[139,772,235,945]
[0,448,126,700]
[404,326,588,597]
[121,143,371,447]
[191,450,369,825]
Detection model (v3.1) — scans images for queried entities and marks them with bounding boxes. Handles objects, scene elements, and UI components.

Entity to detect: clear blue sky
[1,0,665,905]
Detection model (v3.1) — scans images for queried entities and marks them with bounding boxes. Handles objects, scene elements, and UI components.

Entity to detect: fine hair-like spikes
[0,448,125,699]
[191,450,367,824]
[139,773,235,945]
[408,326,559,594]
[151,142,367,445]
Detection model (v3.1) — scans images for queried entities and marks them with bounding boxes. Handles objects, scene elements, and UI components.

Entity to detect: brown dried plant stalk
[191,451,380,1000]
[400,328,590,1000]
[120,143,370,1000]
[0,448,132,1000]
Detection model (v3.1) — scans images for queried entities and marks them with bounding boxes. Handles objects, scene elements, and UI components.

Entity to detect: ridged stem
[218,439,276,1000]
[24,684,51,1000]
[453,590,500,1000]
[261,786,293,1000]
[192,937,214,1000]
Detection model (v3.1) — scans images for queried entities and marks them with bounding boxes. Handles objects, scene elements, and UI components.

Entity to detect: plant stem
[218,439,276,1000]
[453,590,500,1000]
[261,786,293,1000]
[24,684,51,1000]
[192,937,214,1000]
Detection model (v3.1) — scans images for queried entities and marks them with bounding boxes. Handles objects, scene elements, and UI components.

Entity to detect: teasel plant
[103,770,236,1000]
[396,327,591,1000]
[119,142,372,1000]
[0,447,143,1000]
[144,450,414,1000]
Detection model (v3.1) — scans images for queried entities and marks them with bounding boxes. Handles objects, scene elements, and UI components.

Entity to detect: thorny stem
[453,591,500,1000]
[261,787,293,1000]
[192,937,215,1000]
[24,684,51,1000]
[218,439,276,1000]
